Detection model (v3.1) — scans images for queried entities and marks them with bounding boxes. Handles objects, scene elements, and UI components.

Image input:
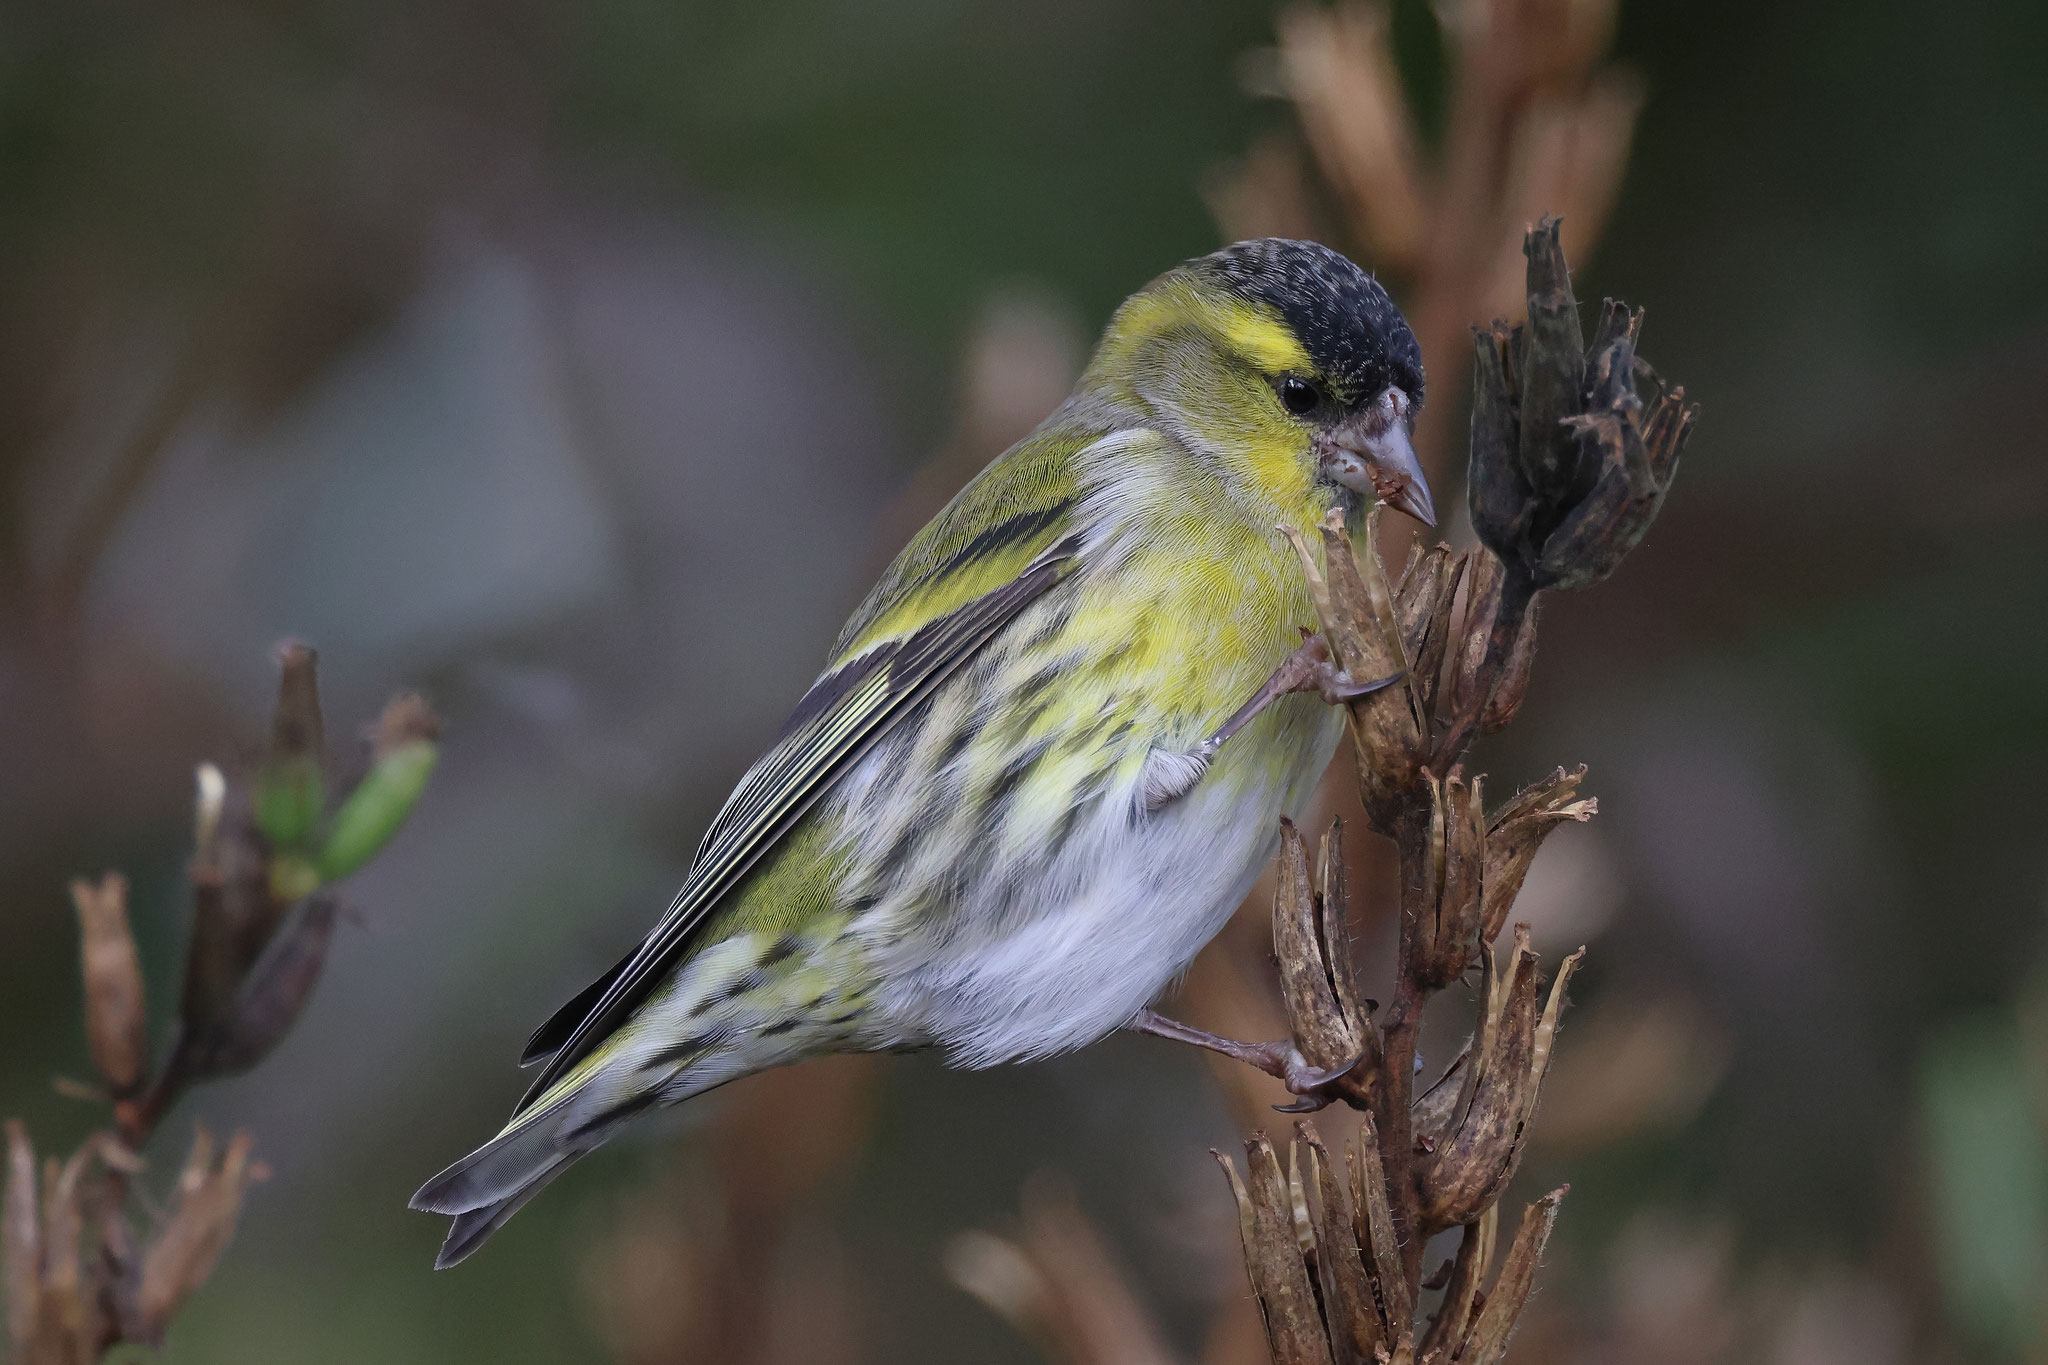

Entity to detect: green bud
[254,756,325,851]
[316,737,437,882]
[255,642,327,850]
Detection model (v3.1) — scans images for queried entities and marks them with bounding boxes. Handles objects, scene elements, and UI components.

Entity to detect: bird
[412,237,1433,1267]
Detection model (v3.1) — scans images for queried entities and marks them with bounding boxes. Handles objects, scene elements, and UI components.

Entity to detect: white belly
[862,703,1343,1067]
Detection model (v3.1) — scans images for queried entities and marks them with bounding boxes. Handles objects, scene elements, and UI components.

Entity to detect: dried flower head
[1469,217,1696,594]
[70,875,148,1099]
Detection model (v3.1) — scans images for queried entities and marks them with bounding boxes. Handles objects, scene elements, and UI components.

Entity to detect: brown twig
[3,651,439,1362]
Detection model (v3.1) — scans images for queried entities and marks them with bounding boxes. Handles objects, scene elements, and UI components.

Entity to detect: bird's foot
[1143,634,1402,812]
[1128,1008,1367,1112]
[1204,632,1402,751]
[1286,631,1405,706]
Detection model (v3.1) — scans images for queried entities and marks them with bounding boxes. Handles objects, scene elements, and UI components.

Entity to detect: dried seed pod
[1642,375,1696,478]
[1537,336,1692,591]
[1297,1123,1380,1365]
[1417,1205,1497,1361]
[269,642,324,756]
[135,1129,265,1343]
[1410,1044,1472,1146]
[1283,508,1427,830]
[1474,600,1540,737]
[1416,935,1541,1231]
[34,1143,96,1362]
[1392,544,1453,661]
[1517,217,1591,518]
[1587,296,1643,358]
[1402,549,1467,720]
[1278,525,1373,698]
[1483,767,1598,944]
[70,874,149,1097]
[1467,324,1531,567]
[1416,772,1487,988]
[1446,549,1506,724]
[1416,930,1582,1234]
[179,788,275,1041]
[1464,219,1693,604]
[1313,821,1378,1072]
[1274,822,1370,1080]
[1335,507,1428,741]
[182,897,337,1079]
[1349,1115,1411,1338]
[1457,1188,1568,1365]
[1219,1134,1336,1365]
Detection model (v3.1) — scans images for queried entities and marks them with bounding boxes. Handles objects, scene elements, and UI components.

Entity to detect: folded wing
[514,432,1104,1114]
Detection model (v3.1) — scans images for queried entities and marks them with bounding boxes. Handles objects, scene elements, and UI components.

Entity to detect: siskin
[413,238,1434,1266]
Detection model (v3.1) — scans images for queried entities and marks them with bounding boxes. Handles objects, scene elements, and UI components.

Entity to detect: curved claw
[1318,668,1404,704]
[1287,1049,1367,1090]
[1270,1044,1370,1111]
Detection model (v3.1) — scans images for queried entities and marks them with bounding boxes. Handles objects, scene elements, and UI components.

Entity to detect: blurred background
[3,0,2046,1361]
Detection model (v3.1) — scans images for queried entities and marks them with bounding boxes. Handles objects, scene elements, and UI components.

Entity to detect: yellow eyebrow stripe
[1214,300,1311,374]
[1101,289,1312,378]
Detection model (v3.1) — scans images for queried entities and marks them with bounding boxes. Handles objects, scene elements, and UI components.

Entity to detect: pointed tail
[412,1097,593,1268]
[415,995,778,1264]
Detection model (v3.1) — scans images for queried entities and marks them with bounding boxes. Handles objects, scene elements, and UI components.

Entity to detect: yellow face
[1085,279,1322,510]
[1083,268,1433,530]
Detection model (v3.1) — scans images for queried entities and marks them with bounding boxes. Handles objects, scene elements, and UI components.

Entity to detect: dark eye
[1279,376,1319,416]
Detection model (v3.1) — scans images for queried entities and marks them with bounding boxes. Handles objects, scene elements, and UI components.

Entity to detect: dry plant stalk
[3,646,439,1362]
[1206,220,1693,1363]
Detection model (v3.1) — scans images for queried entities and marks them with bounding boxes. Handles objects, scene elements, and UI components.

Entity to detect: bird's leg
[1144,633,1402,811]
[1203,631,1401,756]
[1128,1007,1364,1105]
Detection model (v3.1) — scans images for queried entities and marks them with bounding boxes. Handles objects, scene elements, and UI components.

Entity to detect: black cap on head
[1197,239,1424,408]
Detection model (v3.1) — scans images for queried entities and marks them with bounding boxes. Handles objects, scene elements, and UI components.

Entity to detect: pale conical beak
[1319,387,1435,527]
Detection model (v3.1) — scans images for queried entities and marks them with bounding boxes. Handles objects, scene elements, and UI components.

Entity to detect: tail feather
[412,1103,586,1267]
[432,1159,569,1269]
[415,999,765,1265]
[411,1109,565,1214]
